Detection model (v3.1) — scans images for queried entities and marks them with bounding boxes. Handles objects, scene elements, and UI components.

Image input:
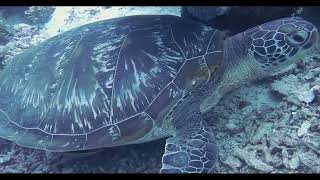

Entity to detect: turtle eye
[292,34,304,42]
[286,30,309,46]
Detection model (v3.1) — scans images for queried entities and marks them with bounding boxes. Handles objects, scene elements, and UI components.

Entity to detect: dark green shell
[0,15,224,151]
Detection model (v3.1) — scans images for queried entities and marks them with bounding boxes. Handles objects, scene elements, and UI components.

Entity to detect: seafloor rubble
[208,56,320,173]
[0,6,319,173]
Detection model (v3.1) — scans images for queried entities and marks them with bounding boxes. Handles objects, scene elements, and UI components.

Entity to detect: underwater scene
[0,6,319,173]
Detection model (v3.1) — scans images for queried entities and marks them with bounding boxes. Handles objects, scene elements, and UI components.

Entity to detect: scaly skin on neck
[200,33,266,114]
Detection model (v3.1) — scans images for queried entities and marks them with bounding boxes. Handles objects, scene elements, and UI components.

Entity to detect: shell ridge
[170,25,187,59]
[109,33,130,124]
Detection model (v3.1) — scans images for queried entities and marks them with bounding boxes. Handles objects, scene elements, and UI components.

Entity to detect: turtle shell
[0,15,224,151]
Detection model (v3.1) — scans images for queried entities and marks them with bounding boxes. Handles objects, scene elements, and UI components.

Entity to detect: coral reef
[24,6,55,26]
[0,6,56,70]
[207,55,320,173]
[0,23,49,69]
[0,17,13,46]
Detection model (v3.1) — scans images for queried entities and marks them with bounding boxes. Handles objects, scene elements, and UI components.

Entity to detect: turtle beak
[312,29,319,49]
[305,29,320,59]
[312,30,320,59]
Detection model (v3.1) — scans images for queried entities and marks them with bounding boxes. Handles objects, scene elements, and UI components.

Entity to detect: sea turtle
[0,15,318,173]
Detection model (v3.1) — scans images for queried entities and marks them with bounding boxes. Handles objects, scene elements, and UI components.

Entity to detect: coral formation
[24,6,55,25]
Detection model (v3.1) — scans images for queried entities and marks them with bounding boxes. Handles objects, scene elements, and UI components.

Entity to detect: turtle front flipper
[160,120,218,173]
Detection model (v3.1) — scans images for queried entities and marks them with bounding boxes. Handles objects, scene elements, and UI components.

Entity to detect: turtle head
[245,16,319,74]
[201,17,318,113]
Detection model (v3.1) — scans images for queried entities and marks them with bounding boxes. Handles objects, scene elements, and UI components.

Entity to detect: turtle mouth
[292,30,320,63]
[306,33,320,60]
[315,35,320,58]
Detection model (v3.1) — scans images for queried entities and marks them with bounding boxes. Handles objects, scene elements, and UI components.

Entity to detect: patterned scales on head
[245,17,317,69]
[0,15,224,151]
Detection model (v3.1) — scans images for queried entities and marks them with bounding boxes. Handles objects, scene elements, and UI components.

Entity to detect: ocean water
[0,6,319,173]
